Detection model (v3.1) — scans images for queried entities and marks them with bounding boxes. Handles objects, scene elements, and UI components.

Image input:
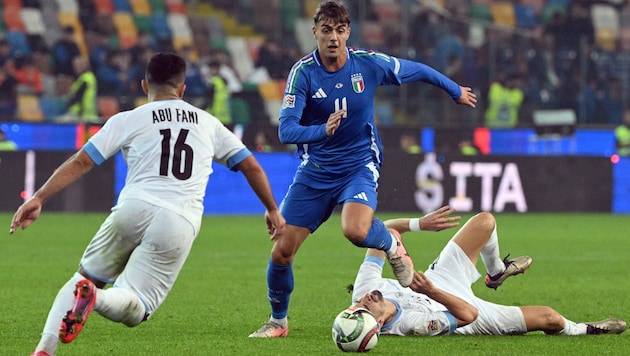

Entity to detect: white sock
[34,272,84,355]
[480,226,504,277]
[557,317,587,335]
[270,317,288,327]
[95,287,145,327]
[386,233,398,258]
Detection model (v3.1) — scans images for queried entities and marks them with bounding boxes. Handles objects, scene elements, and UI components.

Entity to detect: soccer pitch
[1,212,629,355]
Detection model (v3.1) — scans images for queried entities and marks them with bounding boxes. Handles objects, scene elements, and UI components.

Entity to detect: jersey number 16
[159,129,193,180]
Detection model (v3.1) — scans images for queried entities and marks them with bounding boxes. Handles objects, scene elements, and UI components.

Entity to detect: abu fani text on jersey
[152,108,199,124]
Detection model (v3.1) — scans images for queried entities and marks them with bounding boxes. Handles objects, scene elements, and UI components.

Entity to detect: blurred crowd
[1,0,629,131]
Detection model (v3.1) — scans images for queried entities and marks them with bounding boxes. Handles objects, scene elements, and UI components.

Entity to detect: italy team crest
[351,73,364,93]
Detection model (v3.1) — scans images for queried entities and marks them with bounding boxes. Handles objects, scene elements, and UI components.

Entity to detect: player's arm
[395,59,476,108]
[10,149,96,233]
[234,155,286,239]
[409,270,478,327]
[383,205,460,233]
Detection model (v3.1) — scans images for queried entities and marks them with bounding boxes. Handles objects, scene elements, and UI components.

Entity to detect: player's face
[353,290,386,321]
[312,20,350,61]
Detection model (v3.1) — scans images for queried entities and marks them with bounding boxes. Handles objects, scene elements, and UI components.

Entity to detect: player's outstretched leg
[485,254,532,290]
[249,320,289,338]
[59,279,96,343]
[584,318,627,334]
[386,229,414,287]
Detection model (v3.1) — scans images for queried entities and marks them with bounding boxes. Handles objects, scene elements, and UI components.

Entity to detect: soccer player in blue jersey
[249,1,477,337]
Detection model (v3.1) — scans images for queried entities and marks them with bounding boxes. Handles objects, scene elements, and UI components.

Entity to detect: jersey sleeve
[277,59,328,144]
[351,256,386,302]
[84,111,129,164]
[212,123,251,170]
[368,51,462,100]
[395,310,458,336]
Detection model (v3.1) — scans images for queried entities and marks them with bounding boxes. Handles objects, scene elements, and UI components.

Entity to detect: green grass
[1,212,629,355]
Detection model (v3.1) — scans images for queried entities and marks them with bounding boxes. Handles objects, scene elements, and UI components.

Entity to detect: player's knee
[342,227,367,246]
[471,212,496,233]
[122,312,146,327]
[541,307,564,329]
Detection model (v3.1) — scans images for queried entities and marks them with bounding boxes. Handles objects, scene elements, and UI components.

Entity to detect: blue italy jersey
[278,47,462,183]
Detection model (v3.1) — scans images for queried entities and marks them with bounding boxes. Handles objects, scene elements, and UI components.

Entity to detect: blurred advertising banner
[378,153,614,213]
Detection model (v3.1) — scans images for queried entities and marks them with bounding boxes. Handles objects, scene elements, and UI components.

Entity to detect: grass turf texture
[1,212,629,355]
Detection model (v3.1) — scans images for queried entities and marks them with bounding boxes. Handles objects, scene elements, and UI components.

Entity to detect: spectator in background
[208,49,242,93]
[0,128,17,150]
[0,65,18,121]
[7,54,42,95]
[60,56,98,123]
[52,26,82,78]
[96,49,131,96]
[205,60,231,125]
[180,46,208,97]
[615,109,630,156]
[255,39,286,80]
[399,133,421,154]
[484,72,524,128]
[0,38,13,67]
[88,32,111,75]
[597,78,624,125]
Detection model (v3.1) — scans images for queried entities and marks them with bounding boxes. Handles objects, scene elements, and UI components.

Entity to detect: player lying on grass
[345,206,627,336]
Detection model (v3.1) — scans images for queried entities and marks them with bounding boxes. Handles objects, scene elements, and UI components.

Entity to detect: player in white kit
[345,206,626,337]
[10,53,286,356]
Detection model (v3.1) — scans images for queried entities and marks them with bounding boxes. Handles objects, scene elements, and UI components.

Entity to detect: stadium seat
[113,11,139,48]
[166,13,191,39]
[151,14,171,40]
[172,36,192,52]
[468,3,493,24]
[591,4,619,36]
[3,5,26,31]
[97,96,120,120]
[20,7,46,34]
[227,36,254,83]
[166,0,186,15]
[92,0,115,15]
[230,97,252,125]
[258,80,284,101]
[54,0,78,13]
[5,30,30,56]
[17,94,44,122]
[129,0,151,16]
[39,96,66,120]
[490,2,516,28]
[514,4,538,29]
[133,14,152,33]
[147,0,166,15]
[112,0,132,13]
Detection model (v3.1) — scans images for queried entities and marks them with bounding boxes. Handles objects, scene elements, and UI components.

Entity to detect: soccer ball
[332,307,380,352]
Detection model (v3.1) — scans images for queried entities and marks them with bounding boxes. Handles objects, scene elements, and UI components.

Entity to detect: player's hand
[455,86,477,108]
[419,205,460,232]
[409,270,434,294]
[265,209,286,241]
[325,109,345,136]
[9,198,43,234]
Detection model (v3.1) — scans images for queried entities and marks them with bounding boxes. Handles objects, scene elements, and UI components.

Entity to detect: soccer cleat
[585,318,627,335]
[31,351,50,356]
[485,254,532,290]
[59,279,97,343]
[387,229,414,288]
[248,321,289,338]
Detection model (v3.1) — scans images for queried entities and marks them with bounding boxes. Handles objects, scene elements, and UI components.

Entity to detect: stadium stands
[0,0,629,128]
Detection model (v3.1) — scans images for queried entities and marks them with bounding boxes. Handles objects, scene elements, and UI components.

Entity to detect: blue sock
[266,259,294,319]
[356,218,392,251]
